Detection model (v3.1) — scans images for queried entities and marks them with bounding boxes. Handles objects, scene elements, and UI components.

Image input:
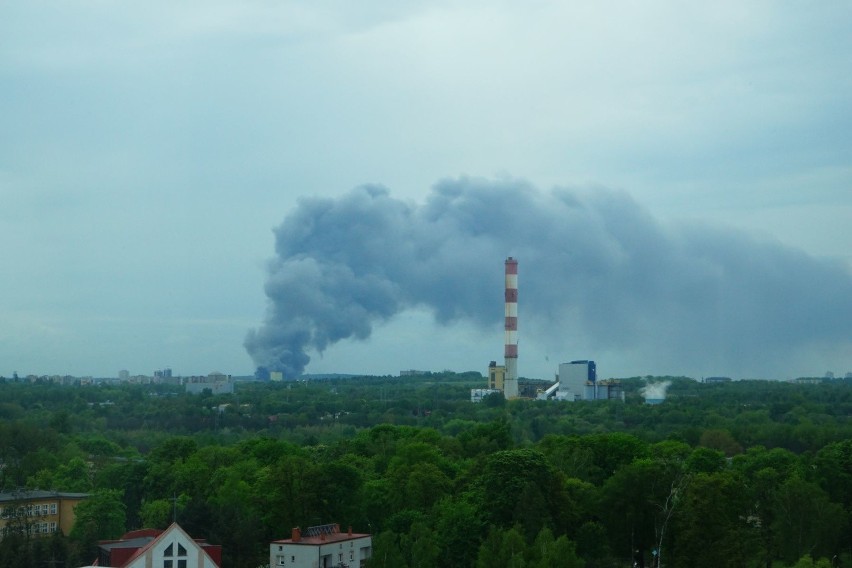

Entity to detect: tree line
[0,374,850,567]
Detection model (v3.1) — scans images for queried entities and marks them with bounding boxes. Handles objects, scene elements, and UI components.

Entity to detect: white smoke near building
[641,380,672,404]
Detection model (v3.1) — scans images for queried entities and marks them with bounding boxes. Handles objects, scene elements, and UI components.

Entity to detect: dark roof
[0,490,90,503]
[98,537,156,551]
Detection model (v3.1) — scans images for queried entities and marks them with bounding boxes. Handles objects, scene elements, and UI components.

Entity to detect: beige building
[0,490,88,537]
[487,361,506,391]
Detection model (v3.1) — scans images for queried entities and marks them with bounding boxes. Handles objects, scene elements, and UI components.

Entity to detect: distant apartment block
[154,368,173,379]
[704,376,732,384]
[185,372,235,395]
[0,490,89,538]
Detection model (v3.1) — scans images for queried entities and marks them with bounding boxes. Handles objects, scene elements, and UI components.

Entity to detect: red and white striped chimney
[503,257,519,398]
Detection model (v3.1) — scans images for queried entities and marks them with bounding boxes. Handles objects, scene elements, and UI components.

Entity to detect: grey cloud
[246,177,852,377]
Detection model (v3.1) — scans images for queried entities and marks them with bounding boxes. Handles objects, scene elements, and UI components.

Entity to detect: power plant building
[475,257,623,403]
[554,360,623,402]
[487,361,506,391]
[557,360,596,401]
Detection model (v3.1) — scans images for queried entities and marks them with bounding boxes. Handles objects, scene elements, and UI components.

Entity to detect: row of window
[276,548,369,565]
[0,502,58,518]
[0,522,57,536]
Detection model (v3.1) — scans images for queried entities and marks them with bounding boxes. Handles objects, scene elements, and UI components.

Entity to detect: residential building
[0,490,88,538]
[270,524,371,568]
[185,373,235,395]
[704,376,732,384]
[85,523,222,568]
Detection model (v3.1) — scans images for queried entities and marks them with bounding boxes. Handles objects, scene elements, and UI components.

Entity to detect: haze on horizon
[2,2,851,380]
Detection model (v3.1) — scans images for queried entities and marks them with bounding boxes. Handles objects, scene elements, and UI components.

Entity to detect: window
[291,556,295,563]
[164,543,174,556]
[164,561,173,568]
[177,543,187,556]
[178,561,186,568]
[50,503,57,515]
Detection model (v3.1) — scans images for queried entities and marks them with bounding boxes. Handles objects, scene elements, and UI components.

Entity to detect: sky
[2,1,851,380]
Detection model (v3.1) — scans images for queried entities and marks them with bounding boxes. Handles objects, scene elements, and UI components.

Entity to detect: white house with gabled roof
[79,522,221,568]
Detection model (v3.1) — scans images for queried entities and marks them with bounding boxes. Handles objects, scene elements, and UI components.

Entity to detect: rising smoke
[641,380,672,402]
[245,177,852,378]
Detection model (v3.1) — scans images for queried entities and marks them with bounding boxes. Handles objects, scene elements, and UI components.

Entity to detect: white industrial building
[536,360,624,402]
[470,388,502,403]
[270,524,371,568]
[556,360,597,401]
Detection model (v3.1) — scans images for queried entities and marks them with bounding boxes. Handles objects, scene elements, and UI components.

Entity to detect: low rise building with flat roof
[270,524,371,568]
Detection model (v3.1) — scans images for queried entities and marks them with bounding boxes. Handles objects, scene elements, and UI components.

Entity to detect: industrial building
[270,524,372,568]
[470,388,502,403]
[487,361,506,390]
[473,257,622,403]
[536,360,623,402]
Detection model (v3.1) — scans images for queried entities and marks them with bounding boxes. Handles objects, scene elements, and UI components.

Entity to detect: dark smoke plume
[246,177,852,378]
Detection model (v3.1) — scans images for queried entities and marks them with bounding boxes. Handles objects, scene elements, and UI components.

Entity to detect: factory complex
[471,257,624,403]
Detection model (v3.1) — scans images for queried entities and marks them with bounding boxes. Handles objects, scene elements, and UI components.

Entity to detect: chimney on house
[291,528,301,542]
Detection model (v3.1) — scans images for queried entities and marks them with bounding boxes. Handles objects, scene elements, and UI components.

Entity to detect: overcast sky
[2,1,850,380]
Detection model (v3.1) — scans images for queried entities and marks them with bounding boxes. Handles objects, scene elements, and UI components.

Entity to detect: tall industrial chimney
[503,257,519,398]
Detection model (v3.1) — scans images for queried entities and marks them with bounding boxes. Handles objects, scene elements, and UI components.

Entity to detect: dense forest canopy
[0,374,850,568]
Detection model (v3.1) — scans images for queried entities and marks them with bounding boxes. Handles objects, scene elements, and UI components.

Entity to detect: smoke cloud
[642,380,672,401]
[245,177,852,378]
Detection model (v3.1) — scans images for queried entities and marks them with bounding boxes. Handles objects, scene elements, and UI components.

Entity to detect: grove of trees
[0,373,850,567]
